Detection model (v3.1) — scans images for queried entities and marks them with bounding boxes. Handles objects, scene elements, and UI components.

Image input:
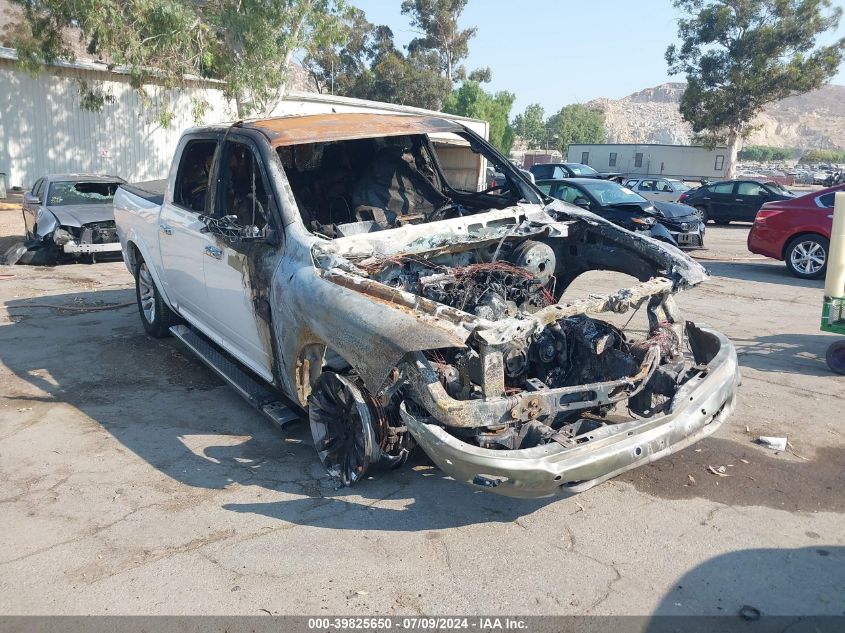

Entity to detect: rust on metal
[243,113,463,148]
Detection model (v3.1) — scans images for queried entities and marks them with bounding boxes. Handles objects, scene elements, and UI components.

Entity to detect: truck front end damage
[304,204,738,497]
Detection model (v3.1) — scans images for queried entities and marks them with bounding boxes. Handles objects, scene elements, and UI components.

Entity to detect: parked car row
[536,177,705,249]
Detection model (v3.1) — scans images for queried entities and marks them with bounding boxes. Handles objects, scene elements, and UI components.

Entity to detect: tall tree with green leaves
[546,105,606,154]
[400,0,477,84]
[667,0,845,178]
[10,0,351,121]
[512,103,546,149]
[443,80,515,153]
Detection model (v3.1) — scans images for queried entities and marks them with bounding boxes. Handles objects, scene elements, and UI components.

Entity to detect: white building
[567,143,730,181]
[0,47,487,190]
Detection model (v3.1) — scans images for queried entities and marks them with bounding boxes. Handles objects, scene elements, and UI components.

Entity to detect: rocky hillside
[589,82,845,150]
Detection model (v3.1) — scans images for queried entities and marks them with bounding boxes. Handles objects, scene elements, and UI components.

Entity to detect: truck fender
[123,232,176,313]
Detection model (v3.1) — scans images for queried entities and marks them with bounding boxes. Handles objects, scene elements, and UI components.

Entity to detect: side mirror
[573,197,592,209]
[199,214,267,242]
[23,193,40,204]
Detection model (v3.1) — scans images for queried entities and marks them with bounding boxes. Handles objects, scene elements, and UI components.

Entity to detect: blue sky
[350,0,845,116]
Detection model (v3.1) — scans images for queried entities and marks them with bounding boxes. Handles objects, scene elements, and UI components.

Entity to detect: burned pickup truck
[114,113,739,498]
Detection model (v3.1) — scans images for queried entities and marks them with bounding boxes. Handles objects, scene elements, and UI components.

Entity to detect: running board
[170,325,302,430]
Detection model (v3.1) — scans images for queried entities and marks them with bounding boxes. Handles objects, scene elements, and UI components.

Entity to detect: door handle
[159,223,173,235]
[204,244,223,260]
[735,198,744,202]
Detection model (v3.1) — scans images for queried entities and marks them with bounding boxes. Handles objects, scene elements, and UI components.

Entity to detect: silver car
[624,177,691,202]
[21,174,125,263]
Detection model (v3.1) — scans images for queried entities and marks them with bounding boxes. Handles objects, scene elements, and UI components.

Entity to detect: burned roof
[243,113,465,147]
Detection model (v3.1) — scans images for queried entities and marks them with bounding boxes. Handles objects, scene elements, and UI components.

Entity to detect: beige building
[567,143,730,180]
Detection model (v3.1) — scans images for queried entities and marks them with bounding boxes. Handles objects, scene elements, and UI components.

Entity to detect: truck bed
[119,180,167,206]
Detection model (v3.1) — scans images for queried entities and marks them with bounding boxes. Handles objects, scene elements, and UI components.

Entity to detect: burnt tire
[134,257,180,337]
[308,372,379,486]
[694,206,709,224]
[785,235,829,279]
[826,340,845,375]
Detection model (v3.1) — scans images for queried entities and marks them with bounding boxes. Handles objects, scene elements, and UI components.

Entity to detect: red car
[748,184,844,279]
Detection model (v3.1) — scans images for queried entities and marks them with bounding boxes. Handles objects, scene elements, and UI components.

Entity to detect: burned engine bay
[308,206,714,479]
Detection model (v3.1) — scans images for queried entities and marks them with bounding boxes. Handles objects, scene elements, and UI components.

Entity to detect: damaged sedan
[15,174,125,264]
[114,112,739,498]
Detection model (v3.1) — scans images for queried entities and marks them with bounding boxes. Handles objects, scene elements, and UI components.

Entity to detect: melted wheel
[308,372,378,486]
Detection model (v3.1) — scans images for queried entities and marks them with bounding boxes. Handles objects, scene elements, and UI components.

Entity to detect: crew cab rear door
[158,136,220,325]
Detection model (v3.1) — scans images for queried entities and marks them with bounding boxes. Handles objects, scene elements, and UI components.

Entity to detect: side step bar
[170,325,302,430]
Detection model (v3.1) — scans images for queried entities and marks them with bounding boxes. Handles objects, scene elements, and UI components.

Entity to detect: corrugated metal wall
[0,57,490,191]
[0,60,233,188]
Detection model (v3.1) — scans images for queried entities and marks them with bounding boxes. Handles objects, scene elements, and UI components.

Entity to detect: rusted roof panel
[243,113,464,147]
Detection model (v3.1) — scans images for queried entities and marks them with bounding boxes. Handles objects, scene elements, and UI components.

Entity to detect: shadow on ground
[704,260,826,289]
[1,289,554,531]
[732,332,839,377]
[650,546,845,621]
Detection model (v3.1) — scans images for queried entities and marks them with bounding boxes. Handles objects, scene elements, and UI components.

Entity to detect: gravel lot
[1,200,843,617]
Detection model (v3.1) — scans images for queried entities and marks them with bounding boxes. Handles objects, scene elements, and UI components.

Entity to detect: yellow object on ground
[825,192,845,299]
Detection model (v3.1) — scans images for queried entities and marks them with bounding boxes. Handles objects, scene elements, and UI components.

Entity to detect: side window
[218,140,271,228]
[634,153,644,168]
[658,180,673,192]
[714,155,725,171]
[624,179,638,189]
[609,152,617,167]
[818,192,835,208]
[536,183,553,195]
[640,179,657,191]
[737,182,764,196]
[555,185,581,204]
[32,178,45,198]
[713,182,734,194]
[174,140,217,213]
[553,166,566,179]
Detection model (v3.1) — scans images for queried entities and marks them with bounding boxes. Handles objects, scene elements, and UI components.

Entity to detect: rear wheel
[694,206,709,224]
[134,257,180,337]
[785,235,829,279]
[826,341,845,375]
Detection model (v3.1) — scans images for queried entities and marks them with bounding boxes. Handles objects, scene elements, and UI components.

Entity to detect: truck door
[158,137,219,327]
[199,138,275,380]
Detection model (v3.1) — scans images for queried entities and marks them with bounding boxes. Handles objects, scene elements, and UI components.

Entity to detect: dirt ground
[0,201,843,617]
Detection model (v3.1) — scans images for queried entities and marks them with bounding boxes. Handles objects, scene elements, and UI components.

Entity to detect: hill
[588,82,845,150]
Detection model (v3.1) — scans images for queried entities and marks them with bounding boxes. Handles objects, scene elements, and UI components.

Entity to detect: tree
[400,0,478,84]
[667,0,845,178]
[545,104,606,154]
[443,80,516,154]
[737,145,794,161]
[10,0,351,121]
[512,103,546,150]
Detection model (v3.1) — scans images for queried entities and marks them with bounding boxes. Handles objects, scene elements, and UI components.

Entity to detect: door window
[174,140,217,213]
[657,180,673,192]
[552,184,583,204]
[32,178,45,198]
[737,182,765,196]
[817,192,835,208]
[624,179,639,189]
[217,140,271,229]
[639,179,658,192]
[713,182,734,194]
[553,166,567,179]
